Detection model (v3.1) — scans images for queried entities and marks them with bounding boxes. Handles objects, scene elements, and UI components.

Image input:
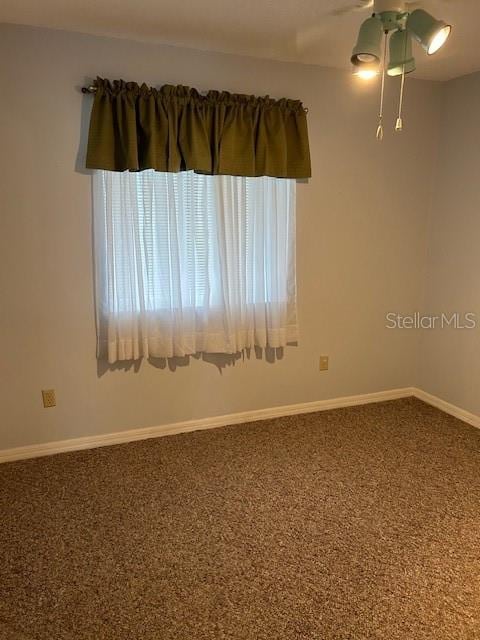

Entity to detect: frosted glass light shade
[351,17,383,68]
[387,29,416,76]
[408,9,451,55]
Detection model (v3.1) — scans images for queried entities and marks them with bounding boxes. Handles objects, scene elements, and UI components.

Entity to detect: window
[94,170,298,362]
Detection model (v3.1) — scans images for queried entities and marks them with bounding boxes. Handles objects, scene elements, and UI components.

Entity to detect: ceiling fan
[345,1,452,138]
[349,1,451,74]
[333,0,452,17]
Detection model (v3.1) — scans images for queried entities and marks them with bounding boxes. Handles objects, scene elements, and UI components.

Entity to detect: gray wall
[0,25,441,450]
[419,72,480,416]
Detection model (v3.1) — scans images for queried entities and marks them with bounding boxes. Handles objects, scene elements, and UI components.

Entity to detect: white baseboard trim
[0,387,413,464]
[411,387,480,430]
[2,386,478,465]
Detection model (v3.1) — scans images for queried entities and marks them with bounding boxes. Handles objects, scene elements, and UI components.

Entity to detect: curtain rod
[80,84,308,112]
[81,84,213,96]
[81,85,277,97]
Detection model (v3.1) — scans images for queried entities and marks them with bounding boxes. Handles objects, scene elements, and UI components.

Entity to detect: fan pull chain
[395,30,408,132]
[376,31,388,141]
[395,70,406,131]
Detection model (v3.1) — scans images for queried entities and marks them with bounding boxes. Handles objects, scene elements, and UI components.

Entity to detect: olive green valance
[85,78,311,179]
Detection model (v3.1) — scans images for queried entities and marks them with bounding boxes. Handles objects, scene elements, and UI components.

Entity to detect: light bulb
[357,53,377,63]
[355,69,378,80]
[428,25,451,54]
[408,10,452,55]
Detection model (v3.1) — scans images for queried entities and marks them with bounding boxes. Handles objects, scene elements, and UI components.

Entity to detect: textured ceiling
[1,0,479,81]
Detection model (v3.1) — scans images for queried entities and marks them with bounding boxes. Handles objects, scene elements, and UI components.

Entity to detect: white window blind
[94,170,298,362]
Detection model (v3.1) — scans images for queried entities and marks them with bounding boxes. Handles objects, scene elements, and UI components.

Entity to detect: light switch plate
[319,356,329,371]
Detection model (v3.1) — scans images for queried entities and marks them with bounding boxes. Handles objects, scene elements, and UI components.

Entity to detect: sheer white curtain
[93,170,297,363]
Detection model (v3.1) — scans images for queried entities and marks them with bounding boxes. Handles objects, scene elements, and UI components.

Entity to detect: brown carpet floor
[1,397,479,640]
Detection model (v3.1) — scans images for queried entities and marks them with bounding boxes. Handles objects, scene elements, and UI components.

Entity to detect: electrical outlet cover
[319,356,329,371]
[42,389,56,408]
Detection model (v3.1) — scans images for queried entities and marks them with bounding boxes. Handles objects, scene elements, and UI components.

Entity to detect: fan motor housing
[373,0,406,12]
[377,10,406,32]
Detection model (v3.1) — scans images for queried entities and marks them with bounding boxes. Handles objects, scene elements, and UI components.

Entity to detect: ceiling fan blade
[294,23,329,51]
[331,0,374,16]
[293,0,376,55]
[405,0,454,10]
